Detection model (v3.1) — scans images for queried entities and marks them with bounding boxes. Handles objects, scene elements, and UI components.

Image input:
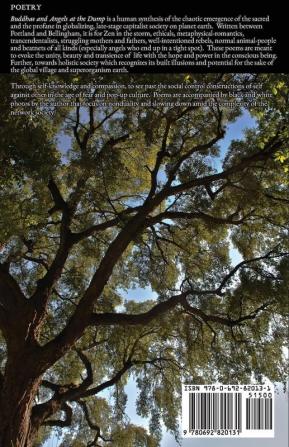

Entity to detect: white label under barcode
[182,384,274,437]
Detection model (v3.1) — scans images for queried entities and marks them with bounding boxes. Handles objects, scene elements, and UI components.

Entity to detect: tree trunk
[0,269,50,446]
[0,353,42,447]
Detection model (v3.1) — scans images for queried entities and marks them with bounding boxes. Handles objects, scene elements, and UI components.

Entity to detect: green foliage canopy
[0,73,288,446]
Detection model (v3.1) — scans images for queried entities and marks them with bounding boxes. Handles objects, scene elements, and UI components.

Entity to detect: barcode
[189,392,242,431]
[246,398,273,430]
[182,384,274,438]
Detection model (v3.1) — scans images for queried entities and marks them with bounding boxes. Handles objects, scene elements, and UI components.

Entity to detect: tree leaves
[1,73,289,446]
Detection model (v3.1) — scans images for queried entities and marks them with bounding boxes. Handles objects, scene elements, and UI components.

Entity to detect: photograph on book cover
[0,3,288,447]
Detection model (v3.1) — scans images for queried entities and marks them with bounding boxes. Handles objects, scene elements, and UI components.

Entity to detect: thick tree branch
[148,208,252,227]
[78,400,101,433]
[145,118,171,201]
[89,292,273,330]
[32,350,93,428]
[89,292,188,327]
[41,349,93,398]
[48,178,69,216]
[0,264,27,311]
[205,183,226,200]
[0,371,3,393]
[79,359,134,400]
[73,105,95,153]
[43,402,72,427]
[73,105,82,150]
[74,349,94,391]
[77,400,115,444]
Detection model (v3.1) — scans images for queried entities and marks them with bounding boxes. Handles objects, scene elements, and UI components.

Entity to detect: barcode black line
[246,398,272,430]
[189,392,242,431]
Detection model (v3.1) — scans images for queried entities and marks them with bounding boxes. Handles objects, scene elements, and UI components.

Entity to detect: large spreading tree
[0,73,289,447]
